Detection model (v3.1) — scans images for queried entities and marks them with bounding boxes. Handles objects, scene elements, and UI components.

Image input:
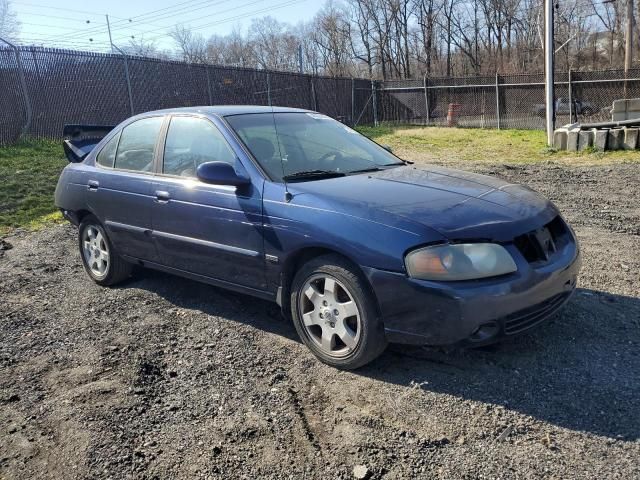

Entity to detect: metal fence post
[423,73,430,125]
[351,77,355,126]
[111,44,134,115]
[372,79,378,126]
[495,73,501,130]
[205,65,213,105]
[568,69,573,123]
[266,72,272,106]
[0,38,32,139]
[310,78,318,111]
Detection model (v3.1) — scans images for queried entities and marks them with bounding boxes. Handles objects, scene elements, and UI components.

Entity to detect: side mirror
[382,144,393,153]
[196,161,251,187]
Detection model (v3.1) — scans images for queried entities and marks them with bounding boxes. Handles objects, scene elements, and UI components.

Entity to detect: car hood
[289,165,558,242]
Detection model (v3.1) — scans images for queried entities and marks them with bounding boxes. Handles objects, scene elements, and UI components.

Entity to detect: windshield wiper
[348,163,406,174]
[348,167,384,174]
[283,170,346,182]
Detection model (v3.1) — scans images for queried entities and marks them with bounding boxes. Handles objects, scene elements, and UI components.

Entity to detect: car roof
[140,105,314,117]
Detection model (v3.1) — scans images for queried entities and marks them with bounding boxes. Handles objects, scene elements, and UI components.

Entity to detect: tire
[78,214,132,286]
[290,255,387,369]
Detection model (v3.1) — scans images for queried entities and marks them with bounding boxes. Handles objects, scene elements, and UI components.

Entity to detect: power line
[96,0,235,35]
[113,0,306,43]
[45,0,226,41]
[12,10,105,22]
[17,36,111,44]
[17,21,99,30]
[12,1,109,17]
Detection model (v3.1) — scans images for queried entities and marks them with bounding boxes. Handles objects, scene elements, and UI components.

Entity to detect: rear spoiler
[63,124,115,163]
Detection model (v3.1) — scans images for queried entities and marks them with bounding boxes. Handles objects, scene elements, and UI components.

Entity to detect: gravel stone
[353,464,370,479]
[0,161,638,479]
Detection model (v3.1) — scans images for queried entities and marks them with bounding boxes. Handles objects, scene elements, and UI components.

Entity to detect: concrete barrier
[623,128,638,150]
[567,130,579,151]
[611,98,640,121]
[594,129,608,151]
[578,130,593,150]
[552,124,639,151]
[553,129,568,150]
[607,129,624,150]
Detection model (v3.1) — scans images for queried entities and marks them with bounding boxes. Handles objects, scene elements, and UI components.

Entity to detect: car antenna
[270,103,292,202]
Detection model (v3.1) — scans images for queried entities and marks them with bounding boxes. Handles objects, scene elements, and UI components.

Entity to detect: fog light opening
[469,322,500,342]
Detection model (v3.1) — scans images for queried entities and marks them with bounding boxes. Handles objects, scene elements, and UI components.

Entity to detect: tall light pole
[544,0,555,145]
[106,14,114,54]
[298,44,303,74]
[624,0,634,96]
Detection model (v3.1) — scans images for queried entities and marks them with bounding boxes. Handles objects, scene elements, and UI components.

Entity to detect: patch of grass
[0,128,638,235]
[0,139,67,235]
[357,125,640,165]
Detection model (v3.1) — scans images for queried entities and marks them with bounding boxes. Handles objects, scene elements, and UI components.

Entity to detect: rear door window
[163,116,237,177]
[114,116,164,172]
[96,132,119,168]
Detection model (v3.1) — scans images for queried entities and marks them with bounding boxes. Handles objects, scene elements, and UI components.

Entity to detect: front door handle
[155,190,170,203]
[87,180,99,191]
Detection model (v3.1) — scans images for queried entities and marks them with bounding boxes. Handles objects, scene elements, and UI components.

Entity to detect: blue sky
[12,0,324,51]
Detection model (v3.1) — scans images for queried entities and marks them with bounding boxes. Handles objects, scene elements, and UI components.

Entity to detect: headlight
[405,243,517,281]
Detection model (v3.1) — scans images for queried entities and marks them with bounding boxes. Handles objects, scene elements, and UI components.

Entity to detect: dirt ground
[1,159,639,479]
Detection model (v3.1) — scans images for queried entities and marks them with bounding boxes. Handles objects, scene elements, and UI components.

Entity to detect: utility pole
[298,44,303,74]
[544,0,555,146]
[106,14,114,54]
[624,0,634,96]
[0,36,32,138]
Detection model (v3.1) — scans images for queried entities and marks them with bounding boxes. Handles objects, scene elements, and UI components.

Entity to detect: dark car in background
[534,97,599,117]
[55,106,581,369]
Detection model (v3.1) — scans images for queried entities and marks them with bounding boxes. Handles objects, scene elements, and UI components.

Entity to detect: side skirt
[122,255,277,302]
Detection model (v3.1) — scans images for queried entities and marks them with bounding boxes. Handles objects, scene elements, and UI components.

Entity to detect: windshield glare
[225,112,402,182]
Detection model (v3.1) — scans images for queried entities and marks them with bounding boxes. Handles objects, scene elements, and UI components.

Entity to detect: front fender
[262,182,446,288]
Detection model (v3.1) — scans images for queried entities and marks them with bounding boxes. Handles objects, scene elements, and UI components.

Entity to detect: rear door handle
[155,190,170,203]
[87,180,99,191]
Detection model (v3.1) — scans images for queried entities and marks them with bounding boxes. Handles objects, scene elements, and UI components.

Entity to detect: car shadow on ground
[123,270,639,441]
[358,288,640,442]
[124,268,299,342]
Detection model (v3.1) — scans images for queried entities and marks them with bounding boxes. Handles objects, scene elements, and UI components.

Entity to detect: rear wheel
[290,255,387,369]
[79,215,132,286]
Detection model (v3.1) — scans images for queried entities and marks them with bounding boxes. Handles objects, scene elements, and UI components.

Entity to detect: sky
[11,0,324,52]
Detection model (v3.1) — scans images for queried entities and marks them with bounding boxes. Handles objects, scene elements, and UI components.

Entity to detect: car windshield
[225,112,404,182]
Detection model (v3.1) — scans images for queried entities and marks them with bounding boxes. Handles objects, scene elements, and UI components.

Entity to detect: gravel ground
[1,160,639,479]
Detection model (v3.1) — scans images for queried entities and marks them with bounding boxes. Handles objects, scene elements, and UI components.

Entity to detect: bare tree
[0,0,20,41]
[124,37,164,58]
[312,2,353,76]
[169,25,208,63]
[248,16,299,70]
[346,0,378,78]
[141,0,637,78]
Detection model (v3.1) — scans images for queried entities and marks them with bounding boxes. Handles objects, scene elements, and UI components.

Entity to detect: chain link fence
[378,69,640,129]
[2,45,640,144]
[0,46,377,145]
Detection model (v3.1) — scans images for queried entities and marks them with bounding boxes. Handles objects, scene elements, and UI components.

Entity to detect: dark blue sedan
[55,106,581,369]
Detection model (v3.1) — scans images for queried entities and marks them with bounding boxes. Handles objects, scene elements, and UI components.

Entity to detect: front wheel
[290,255,387,369]
[79,215,132,286]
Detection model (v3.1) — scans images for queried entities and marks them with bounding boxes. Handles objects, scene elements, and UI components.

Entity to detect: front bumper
[363,240,581,346]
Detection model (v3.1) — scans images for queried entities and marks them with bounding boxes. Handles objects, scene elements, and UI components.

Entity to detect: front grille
[514,216,571,264]
[503,292,570,335]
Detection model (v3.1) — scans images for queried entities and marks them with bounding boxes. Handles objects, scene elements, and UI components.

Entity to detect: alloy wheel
[298,274,361,357]
[82,225,110,278]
